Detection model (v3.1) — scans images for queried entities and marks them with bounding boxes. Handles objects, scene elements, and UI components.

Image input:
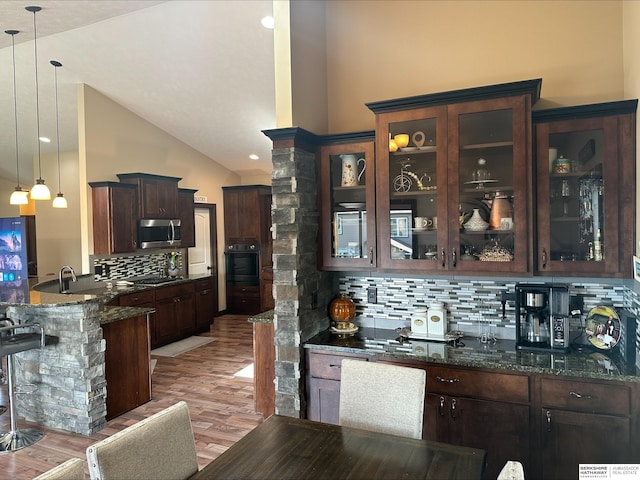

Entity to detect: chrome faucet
[59,265,77,293]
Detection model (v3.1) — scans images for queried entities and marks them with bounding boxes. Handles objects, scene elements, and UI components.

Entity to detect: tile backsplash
[338,274,639,369]
[92,249,185,281]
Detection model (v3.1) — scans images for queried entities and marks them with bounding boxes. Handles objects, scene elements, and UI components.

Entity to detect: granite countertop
[99,305,155,325]
[304,326,640,383]
[248,309,274,323]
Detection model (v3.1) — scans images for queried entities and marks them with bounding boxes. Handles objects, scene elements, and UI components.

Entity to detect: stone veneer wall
[271,145,335,418]
[7,302,106,435]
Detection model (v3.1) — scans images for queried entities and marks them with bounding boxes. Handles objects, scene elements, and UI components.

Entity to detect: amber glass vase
[329,293,356,329]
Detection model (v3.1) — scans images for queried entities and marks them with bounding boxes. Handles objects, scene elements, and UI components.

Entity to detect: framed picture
[633,256,640,282]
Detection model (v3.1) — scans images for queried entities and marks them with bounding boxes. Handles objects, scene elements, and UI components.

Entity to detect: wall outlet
[367,287,377,304]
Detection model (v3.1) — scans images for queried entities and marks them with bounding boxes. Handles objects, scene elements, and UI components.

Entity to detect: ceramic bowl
[394,134,409,148]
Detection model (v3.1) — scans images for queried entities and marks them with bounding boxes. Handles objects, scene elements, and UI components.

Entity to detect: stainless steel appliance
[137,219,181,249]
[516,283,570,351]
[225,243,260,286]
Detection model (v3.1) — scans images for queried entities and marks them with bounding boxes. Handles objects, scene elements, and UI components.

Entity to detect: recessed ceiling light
[261,16,274,29]
[39,136,50,143]
[249,154,259,160]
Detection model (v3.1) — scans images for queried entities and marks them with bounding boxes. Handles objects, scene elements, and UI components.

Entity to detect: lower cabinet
[154,282,196,347]
[539,377,634,480]
[227,285,261,314]
[253,321,275,417]
[102,313,151,420]
[305,348,639,480]
[194,276,217,333]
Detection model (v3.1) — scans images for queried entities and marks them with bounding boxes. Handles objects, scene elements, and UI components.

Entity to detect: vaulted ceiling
[0,0,276,185]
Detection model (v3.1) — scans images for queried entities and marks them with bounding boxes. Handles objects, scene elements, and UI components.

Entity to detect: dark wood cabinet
[304,348,640,480]
[306,351,368,425]
[154,282,196,347]
[533,100,637,277]
[178,188,197,248]
[422,365,531,480]
[538,377,634,480]
[117,172,181,219]
[317,137,377,270]
[369,81,540,274]
[102,313,151,420]
[223,185,273,314]
[194,276,216,333]
[89,181,138,254]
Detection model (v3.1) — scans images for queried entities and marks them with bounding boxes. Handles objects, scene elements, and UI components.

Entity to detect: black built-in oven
[225,243,260,286]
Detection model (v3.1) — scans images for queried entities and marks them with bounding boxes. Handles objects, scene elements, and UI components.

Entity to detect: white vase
[463,208,489,231]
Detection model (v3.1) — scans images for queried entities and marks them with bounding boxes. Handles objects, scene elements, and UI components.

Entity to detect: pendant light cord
[29,6,43,180]
[7,30,21,189]
[53,61,62,193]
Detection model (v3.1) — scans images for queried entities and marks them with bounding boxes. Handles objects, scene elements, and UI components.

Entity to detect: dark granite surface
[2,275,211,324]
[304,327,640,383]
[248,309,274,323]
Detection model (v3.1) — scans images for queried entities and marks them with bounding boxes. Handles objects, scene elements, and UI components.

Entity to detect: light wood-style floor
[0,314,264,479]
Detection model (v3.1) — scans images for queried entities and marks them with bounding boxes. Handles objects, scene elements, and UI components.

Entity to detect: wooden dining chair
[339,359,426,439]
[33,458,85,480]
[86,401,199,480]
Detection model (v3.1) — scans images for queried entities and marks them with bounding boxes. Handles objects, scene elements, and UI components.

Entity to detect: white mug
[414,217,431,230]
[340,154,366,187]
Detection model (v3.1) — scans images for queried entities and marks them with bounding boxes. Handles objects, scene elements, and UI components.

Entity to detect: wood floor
[0,314,265,479]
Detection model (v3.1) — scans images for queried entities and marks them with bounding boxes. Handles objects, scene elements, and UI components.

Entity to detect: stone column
[266,127,335,418]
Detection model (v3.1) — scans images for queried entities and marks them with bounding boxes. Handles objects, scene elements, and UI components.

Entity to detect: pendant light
[6,29,29,205]
[26,6,51,201]
[51,60,67,208]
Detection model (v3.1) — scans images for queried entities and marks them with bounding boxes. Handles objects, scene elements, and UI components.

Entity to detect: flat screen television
[0,217,29,304]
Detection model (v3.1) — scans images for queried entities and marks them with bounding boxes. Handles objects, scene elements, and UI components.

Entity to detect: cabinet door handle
[329,364,341,369]
[546,409,552,432]
[436,376,459,384]
[452,248,457,268]
[450,398,457,419]
[569,391,593,400]
[542,248,548,269]
[441,249,446,268]
[369,248,374,266]
[438,396,445,416]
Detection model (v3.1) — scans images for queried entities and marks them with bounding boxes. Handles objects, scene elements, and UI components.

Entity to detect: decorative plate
[399,147,418,152]
[330,322,359,334]
[585,306,620,350]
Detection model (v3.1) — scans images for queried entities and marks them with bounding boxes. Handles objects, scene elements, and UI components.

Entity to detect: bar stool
[0,321,53,452]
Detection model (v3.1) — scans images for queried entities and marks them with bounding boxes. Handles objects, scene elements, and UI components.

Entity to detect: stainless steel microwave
[138,219,181,249]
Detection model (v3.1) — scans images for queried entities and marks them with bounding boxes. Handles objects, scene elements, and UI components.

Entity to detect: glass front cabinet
[318,135,377,270]
[533,101,637,277]
[369,80,541,274]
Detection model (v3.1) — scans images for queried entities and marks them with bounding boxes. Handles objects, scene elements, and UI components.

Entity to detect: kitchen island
[304,325,640,479]
[2,286,154,435]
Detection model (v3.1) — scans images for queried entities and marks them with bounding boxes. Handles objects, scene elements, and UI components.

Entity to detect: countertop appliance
[137,219,181,249]
[516,283,570,351]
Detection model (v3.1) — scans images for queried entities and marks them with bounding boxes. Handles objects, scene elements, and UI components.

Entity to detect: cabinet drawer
[155,281,195,300]
[427,365,530,403]
[228,285,260,298]
[307,352,368,381]
[540,377,630,415]
[194,277,214,291]
[118,289,155,306]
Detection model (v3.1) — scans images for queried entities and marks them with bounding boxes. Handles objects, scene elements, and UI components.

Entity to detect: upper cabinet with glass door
[318,134,376,270]
[533,101,637,277]
[368,79,541,274]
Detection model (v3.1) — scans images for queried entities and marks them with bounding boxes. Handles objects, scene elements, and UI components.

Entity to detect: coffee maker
[515,283,570,351]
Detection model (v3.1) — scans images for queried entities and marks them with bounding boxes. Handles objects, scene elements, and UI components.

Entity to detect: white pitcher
[340,154,366,187]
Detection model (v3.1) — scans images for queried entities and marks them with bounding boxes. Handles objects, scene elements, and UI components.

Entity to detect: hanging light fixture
[50,60,67,208]
[6,29,29,205]
[26,6,50,201]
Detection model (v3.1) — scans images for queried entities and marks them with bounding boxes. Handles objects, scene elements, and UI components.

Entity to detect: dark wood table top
[189,415,486,480]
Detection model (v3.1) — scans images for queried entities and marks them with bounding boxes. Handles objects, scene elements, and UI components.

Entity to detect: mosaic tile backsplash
[91,249,185,281]
[338,275,640,369]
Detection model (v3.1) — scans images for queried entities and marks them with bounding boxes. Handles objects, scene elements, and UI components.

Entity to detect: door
[189,207,213,275]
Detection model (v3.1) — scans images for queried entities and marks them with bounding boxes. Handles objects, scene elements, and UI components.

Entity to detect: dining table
[188,414,486,480]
